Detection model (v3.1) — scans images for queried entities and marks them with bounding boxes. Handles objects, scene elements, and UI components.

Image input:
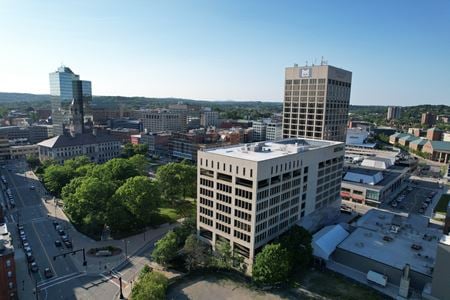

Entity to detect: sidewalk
[15,250,37,300]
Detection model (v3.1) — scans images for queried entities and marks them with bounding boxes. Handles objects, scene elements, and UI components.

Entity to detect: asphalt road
[2,160,172,300]
[1,162,96,299]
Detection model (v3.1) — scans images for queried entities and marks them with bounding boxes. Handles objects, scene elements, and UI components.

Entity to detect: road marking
[30,221,58,277]
[10,215,15,223]
[37,271,81,288]
[100,274,120,288]
[38,273,86,290]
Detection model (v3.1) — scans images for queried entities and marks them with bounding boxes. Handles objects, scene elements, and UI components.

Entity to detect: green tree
[155,163,182,203]
[183,234,207,271]
[26,155,41,169]
[212,241,234,270]
[64,156,91,170]
[152,231,178,266]
[113,176,161,227]
[252,243,291,286]
[178,160,197,200]
[279,226,313,273]
[131,272,168,300]
[64,176,116,235]
[129,154,149,176]
[155,161,197,204]
[173,217,196,247]
[122,143,136,158]
[43,165,74,196]
[92,158,139,183]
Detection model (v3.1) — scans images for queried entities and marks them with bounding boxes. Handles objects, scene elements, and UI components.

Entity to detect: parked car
[54,240,62,247]
[29,185,35,190]
[44,268,53,278]
[64,241,73,249]
[419,207,425,214]
[22,242,30,248]
[61,235,69,242]
[26,253,34,263]
[58,229,65,236]
[391,201,398,208]
[17,225,24,232]
[30,262,39,273]
[52,221,59,228]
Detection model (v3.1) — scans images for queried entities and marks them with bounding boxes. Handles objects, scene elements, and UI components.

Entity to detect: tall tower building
[49,66,92,135]
[387,106,401,121]
[282,63,352,142]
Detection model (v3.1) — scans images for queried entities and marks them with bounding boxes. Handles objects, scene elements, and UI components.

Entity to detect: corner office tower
[282,64,352,142]
[49,66,92,136]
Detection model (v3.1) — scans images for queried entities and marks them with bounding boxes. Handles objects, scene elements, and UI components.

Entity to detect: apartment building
[386,106,401,121]
[282,64,352,142]
[197,138,344,266]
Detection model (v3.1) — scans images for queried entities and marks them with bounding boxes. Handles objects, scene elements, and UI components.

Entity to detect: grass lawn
[294,269,385,300]
[434,194,450,214]
[156,200,196,224]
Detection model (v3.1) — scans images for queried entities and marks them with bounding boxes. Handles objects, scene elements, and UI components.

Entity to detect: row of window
[199,159,254,178]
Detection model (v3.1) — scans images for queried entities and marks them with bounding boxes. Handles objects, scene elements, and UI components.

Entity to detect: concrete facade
[133,109,186,133]
[282,64,352,142]
[196,138,345,266]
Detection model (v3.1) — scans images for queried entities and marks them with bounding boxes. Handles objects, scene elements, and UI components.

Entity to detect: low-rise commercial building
[140,132,171,156]
[333,209,440,292]
[341,159,408,207]
[37,133,121,164]
[9,144,38,159]
[422,141,450,163]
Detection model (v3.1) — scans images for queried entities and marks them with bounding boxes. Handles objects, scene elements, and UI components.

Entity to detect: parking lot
[380,180,441,217]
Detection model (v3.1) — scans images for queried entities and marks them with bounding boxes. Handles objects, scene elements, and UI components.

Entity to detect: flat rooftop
[342,165,408,190]
[337,209,440,275]
[205,138,343,161]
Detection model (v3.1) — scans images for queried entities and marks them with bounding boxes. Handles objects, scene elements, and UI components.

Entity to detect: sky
[0,0,449,105]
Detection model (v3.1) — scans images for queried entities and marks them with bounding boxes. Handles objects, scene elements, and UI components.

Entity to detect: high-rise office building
[49,66,92,135]
[197,138,344,266]
[386,106,401,121]
[282,64,352,142]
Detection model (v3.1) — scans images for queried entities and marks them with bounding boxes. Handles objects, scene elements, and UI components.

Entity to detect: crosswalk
[37,271,86,290]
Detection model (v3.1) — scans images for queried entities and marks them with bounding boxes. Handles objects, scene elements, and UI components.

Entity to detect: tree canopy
[131,271,168,300]
[155,160,196,204]
[151,231,179,266]
[252,243,291,286]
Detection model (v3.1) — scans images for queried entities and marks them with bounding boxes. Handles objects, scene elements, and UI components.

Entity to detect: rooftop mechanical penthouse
[196,138,345,266]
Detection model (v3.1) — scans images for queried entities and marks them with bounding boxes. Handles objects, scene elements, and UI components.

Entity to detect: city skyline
[0,1,449,105]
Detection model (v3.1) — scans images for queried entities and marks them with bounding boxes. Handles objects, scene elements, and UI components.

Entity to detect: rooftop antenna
[305,60,308,67]
[321,56,324,65]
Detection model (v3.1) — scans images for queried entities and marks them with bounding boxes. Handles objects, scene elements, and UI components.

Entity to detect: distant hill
[0,92,50,103]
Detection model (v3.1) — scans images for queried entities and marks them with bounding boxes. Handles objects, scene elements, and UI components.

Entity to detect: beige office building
[282,64,352,142]
[133,109,186,133]
[197,138,344,266]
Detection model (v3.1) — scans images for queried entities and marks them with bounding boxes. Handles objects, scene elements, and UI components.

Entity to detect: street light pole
[119,277,124,299]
